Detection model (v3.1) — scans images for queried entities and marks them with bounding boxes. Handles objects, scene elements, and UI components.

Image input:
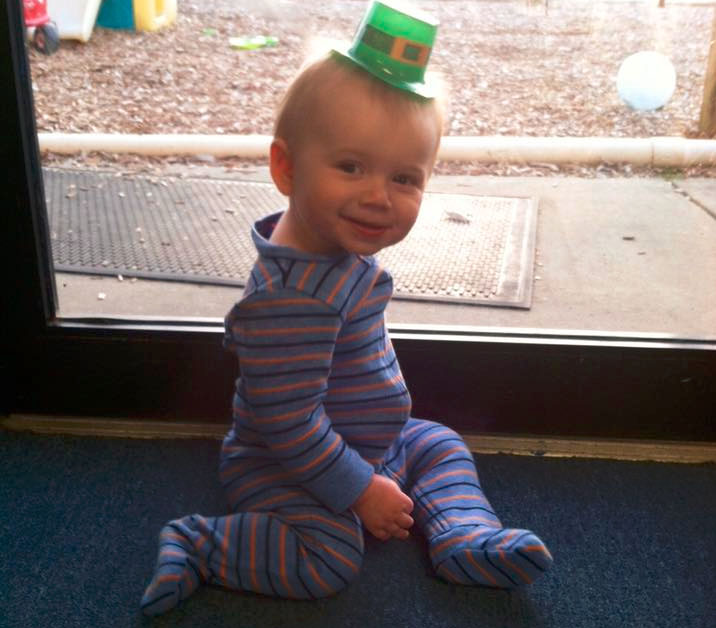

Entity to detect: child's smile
[343,215,391,239]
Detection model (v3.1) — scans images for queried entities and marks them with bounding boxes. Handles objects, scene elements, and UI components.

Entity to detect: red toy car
[24,0,60,55]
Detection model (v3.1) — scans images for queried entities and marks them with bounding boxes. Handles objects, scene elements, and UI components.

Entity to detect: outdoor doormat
[45,168,538,308]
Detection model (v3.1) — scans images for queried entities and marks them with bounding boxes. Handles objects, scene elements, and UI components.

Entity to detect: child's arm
[225,291,375,514]
[352,474,414,540]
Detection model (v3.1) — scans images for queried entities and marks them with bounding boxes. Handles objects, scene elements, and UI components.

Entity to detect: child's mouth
[345,217,389,238]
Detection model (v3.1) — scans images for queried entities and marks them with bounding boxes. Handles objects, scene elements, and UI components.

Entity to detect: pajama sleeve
[225,288,375,514]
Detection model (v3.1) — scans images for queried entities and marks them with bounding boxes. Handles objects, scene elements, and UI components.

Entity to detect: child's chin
[344,236,402,257]
[346,243,386,256]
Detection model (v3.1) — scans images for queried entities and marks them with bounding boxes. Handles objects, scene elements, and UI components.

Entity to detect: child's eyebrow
[330,148,428,169]
[329,147,366,158]
[397,164,429,177]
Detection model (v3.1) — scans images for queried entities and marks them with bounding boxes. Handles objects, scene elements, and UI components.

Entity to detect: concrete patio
[54,169,716,338]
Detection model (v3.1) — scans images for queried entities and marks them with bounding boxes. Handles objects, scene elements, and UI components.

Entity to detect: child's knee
[416,422,470,460]
[408,422,472,472]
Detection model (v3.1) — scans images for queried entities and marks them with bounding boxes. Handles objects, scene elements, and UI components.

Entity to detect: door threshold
[3,414,715,464]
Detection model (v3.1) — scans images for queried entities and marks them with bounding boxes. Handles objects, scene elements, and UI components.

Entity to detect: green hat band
[352,23,432,83]
[335,1,439,99]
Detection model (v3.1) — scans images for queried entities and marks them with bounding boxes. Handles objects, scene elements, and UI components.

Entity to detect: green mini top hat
[332,1,439,99]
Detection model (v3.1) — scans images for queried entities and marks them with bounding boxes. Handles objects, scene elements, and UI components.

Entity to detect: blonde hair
[273,53,445,152]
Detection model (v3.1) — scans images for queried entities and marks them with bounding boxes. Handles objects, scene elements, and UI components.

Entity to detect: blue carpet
[1,429,714,628]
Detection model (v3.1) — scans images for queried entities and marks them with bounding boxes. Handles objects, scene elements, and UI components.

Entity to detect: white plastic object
[46,0,102,42]
[616,51,676,111]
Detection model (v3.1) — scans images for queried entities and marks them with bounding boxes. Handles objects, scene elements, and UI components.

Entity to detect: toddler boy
[141,1,552,615]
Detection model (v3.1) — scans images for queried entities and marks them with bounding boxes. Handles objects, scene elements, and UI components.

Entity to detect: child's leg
[382,418,552,588]
[141,485,364,615]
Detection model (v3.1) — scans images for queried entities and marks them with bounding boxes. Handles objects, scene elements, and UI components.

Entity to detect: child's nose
[360,176,391,208]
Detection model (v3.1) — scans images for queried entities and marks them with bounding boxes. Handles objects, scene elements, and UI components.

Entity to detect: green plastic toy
[230,35,279,50]
[332,0,439,99]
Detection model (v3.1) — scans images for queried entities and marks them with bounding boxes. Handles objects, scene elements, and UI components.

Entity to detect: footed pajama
[141,213,552,615]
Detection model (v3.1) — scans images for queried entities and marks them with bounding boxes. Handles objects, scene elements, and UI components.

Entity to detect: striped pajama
[141,213,552,615]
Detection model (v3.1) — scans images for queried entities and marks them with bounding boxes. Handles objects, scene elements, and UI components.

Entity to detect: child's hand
[351,474,414,541]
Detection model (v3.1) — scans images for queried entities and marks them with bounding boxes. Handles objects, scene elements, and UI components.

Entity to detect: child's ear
[270,138,293,196]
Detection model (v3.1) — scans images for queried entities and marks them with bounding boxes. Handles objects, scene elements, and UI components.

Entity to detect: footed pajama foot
[430,525,552,588]
[140,520,207,616]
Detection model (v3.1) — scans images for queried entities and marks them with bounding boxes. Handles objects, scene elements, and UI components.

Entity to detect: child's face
[278,83,440,256]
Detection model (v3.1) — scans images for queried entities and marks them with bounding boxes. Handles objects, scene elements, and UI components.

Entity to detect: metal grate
[45,168,537,308]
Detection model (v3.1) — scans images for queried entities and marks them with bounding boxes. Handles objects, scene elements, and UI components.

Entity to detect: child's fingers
[399,492,414,512]
[395,511,414,530]
[380,522,409,540]
[375,529,390,541]
[391,526,410,540]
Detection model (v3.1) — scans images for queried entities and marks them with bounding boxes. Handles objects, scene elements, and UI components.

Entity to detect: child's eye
[393,173,419,187]
[337,162,360,174]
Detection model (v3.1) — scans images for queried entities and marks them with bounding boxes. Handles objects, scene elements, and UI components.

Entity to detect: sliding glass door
[3,0,714,440]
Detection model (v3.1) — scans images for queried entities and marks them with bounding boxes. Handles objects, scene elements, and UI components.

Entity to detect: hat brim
[331,46,435,100]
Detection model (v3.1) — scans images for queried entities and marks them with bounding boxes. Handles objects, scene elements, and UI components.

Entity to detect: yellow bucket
[133,0,176,32]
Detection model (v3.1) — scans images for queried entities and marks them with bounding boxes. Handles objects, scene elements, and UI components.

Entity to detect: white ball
[616,51,676,111]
